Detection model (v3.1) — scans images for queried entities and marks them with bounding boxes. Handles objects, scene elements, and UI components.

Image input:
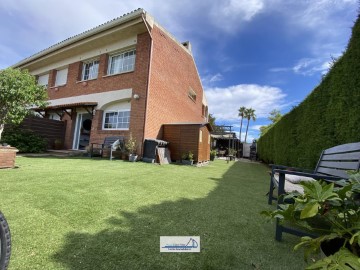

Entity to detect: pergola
[211,125,241,156]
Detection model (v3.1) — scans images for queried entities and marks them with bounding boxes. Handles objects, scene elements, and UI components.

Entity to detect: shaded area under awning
[34,102,98,118]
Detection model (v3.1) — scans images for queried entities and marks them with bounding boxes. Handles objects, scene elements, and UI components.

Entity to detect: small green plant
[228,148,237,156]
[262,172,360,269]
[210,149,217,159]
[125,133,137,155]
[1,127,47,153]
[182,151,194,161]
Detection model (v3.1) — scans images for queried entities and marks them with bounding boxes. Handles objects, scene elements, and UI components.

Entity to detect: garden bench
[267,142,360,241]
[90,136,125,160]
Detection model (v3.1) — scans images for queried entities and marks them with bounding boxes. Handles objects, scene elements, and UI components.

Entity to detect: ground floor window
[103,110,130,130]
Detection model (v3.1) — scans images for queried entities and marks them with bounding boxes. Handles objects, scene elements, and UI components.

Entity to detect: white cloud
[205,84,287,121]
[292,53,342,76]
[250,125,263,131]
[210,0,265,32]
[266,0,357,77]
[202,73,224,87]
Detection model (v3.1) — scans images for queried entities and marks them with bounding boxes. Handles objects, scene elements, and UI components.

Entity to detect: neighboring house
[12,9,209,159]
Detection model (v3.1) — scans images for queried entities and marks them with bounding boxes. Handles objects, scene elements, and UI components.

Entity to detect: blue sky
[0,0,358,142]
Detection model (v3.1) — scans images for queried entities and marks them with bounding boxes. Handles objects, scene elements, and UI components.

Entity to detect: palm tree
[244,108,256,143]
[238,106,246,142]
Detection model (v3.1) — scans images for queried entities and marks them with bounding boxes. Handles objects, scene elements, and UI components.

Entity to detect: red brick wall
[0,147,18,168]
[145,26,205,139]
[44,32,151,153]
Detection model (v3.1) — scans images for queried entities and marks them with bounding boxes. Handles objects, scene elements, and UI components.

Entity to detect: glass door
[73,113,92,150]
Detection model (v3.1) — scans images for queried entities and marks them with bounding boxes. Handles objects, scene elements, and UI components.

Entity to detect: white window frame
[55,68,68,86]
[188,88,197,102]
[107,49,136,75]
[37,73,49,88]
[82,59,99,81]
[102,110,130,130]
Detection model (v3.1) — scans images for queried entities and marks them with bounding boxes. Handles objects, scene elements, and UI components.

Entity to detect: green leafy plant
[125,133,137,155]
[210,149,217,160]
[228,148,237,156]
[1,127,47,153]
[182,151,194,161]
[262,172,360,269]
[0,68,48,141]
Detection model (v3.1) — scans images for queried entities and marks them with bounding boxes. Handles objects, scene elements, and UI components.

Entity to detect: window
[107,49,136,75]
[188,88,197,102]
[55,68,68,86]
[103,110,130,130]
[38,73,49,88]
[82,60,99,81]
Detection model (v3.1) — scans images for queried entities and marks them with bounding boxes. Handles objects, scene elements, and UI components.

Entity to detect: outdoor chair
[90,136,125,160]
[267,142,360,241]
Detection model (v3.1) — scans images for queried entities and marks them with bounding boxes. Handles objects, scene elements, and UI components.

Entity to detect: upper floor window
[188,88,197,102]
[82,59,99,81]
[55,68,68,86]
[107,49,136,75]
[38,73,49,88]
[103,110,130,130]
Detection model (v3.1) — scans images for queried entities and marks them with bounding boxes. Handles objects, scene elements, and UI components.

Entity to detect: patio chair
[90,136,125,160]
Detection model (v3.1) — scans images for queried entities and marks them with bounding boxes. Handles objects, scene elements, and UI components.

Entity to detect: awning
[34,102,98,118]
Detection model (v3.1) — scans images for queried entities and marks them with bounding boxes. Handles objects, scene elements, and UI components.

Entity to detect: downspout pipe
[140,13,154,157]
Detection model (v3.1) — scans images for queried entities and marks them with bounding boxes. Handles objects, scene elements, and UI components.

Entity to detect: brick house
[12,9,209,158]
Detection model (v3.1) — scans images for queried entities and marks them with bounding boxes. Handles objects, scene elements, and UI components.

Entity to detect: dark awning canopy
[34,102,98,118]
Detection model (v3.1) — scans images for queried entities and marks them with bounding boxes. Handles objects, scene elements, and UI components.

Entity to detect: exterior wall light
[133,94,140,100]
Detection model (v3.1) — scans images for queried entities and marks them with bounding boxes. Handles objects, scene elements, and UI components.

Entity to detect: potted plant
[210,149,217,161]
[182,151,194,165]
[53,138,63,150]
[228,148,237,156]
[125,133,137,162]
[262,172,360,269]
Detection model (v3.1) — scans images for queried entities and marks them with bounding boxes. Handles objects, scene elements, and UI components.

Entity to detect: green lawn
[1,157,307,270]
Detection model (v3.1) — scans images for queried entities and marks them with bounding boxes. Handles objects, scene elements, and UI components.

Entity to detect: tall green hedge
[258,13,360,169]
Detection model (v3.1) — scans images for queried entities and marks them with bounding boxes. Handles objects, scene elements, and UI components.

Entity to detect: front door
[73,113,92,150]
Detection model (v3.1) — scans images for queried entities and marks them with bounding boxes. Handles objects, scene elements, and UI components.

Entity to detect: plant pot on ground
[125,133,138,162]
[53,139,63,150]
[262,171,360,269]
[181,151,194,165]
[210,150,216,161]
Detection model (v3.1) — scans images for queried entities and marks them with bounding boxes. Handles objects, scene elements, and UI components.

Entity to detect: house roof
[12,8,194,69]
[12,9,146,68]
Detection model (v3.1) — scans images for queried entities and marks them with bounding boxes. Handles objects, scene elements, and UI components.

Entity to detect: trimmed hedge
[258,13,360,169]
[1,127,47,153]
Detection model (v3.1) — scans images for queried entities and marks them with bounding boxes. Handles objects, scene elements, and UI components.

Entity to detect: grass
[0,157,307,270]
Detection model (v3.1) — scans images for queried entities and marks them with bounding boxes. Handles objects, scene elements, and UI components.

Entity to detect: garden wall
[257,14,360,169]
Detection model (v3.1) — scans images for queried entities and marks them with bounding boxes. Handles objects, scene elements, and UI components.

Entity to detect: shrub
[1,127,47,153]
[257,14,360,169]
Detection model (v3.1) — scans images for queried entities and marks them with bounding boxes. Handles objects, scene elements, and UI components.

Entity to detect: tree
[208,113,216,128]
[268,109,282,123]
[208,113,225,133]
[244,108,256,143]
[259,109,282,136]
[0,68,48,141]
[238,106,246,142]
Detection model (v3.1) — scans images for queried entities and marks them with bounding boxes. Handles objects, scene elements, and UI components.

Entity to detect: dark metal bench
[90,136,125,160]
[268,142,360,241]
